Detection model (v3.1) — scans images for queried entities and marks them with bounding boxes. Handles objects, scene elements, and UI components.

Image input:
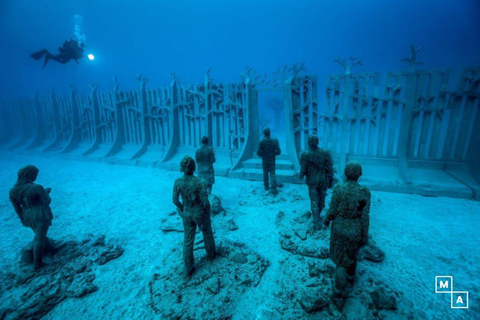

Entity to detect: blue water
[1,0,479,97]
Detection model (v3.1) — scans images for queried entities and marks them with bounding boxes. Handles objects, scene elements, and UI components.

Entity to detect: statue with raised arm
[299,135,334,230]
[195,136,216,195]
[324,161,371,309]
[9,165,60,270]
[172,156,216,277]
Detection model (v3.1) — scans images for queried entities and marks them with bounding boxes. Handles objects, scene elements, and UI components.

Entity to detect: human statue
[324,161,371,309]
[30,38,85,68]
[195,136,216,195]
[9,165,61,270]
[172,156,216,277]
[257,127,281,195]
[299,135,334,230]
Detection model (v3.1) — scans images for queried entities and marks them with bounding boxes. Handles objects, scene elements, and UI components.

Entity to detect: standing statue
[299,135,334,230]
[257,127,281,195]
[195,136,216,195]
[324,161,371,309]
[9,165,59,270]
[173,156,216,277]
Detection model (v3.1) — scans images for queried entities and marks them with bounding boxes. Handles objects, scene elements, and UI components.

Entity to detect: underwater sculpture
[299,135,334,230]
[172,156,216,277]
[324,161,371,309]
[195,136,216,195]
[257,127,281,195]
[9,165,61,270]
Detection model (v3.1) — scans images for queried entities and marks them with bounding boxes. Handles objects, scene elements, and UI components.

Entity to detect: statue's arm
[210,150,216,164]
[326,151,334,188]
[201,182,211,213]
[299,153,306,179]
[37,185,51,205]
[275,139,281,156]
[9,190,24,225]
[361,190,371,246]
[10,200,24,224]
[324,187,340,226]
[256,141,263,157]
[172,181,183,212]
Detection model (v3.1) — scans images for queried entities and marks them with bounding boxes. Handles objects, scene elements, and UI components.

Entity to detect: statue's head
[344,161,362,181]
[201,136,209,145]
[180,156,196,175]
[307,135,319,149]
[263,127,271,137]
[16,165,39,185]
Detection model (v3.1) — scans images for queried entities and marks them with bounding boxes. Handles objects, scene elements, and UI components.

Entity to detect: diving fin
[42,52,53,69]
[30,49,47,60]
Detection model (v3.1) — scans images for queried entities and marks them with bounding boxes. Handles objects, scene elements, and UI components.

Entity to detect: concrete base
[354,157,476,200]
[228,154,299,184]
[3,146,478,200]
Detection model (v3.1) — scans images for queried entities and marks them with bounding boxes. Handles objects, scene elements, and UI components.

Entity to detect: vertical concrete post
[132,75,150,159]
[44,87,63,152]
[106,78,128,157]
[27,91,47,149]
[83,83,101,155]
[62,87,82,153]
[162,74,180,162]
[397,45,423,183]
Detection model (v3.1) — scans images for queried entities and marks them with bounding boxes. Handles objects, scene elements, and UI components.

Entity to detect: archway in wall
[257,91,286,151]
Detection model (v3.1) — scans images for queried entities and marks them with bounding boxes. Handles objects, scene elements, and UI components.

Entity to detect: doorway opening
[258,91,286,151]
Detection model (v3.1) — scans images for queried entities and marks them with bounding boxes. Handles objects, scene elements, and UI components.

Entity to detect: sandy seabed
[0,152,479,319]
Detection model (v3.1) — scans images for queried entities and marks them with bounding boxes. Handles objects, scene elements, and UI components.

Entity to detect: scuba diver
[30,39,85,68]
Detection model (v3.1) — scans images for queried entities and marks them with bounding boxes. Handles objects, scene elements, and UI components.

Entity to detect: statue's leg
[318,187,326,226]
[182,217,196,276]
[270,165,277,194]
[309,186,320,229]
[346,260,358,286]
[333,265,348,309]
[33,225,49,270]
[201,214,216,260]
[262,161,269,190]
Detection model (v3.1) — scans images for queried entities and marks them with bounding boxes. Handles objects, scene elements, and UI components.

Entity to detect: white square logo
[435,276,468,309]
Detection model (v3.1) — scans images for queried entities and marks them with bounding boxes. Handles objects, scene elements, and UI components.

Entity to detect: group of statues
[255,128,371,308]
[9,128,371,310]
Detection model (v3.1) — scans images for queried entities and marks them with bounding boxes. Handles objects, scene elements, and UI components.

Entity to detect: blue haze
[0,0,479,97]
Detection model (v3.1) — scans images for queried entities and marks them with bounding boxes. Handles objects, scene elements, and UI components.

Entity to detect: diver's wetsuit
[31,39,85,68]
